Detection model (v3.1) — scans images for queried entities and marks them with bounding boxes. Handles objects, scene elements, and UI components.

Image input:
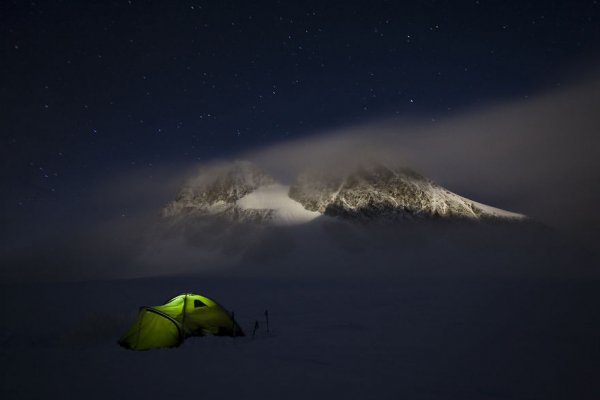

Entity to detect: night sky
[2,1,600,257]
[3,4,600,397]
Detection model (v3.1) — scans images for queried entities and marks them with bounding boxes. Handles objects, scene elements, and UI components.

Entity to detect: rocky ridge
[289,163,524,220]
[162,161,276,223]
[163,160,525,224]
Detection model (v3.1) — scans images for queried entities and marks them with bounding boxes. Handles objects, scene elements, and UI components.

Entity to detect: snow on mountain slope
[163,160,526,225]
[468,199,525,219]
[162,161,276,223]
[289,162,526,221]
[236,184,321,225]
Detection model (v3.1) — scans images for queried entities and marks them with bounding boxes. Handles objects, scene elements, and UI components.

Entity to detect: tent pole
[181,294,187,341]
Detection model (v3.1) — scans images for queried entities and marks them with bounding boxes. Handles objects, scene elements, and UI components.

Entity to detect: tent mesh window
[194,299,206,308]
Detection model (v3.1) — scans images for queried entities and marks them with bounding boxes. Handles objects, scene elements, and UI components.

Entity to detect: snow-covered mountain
[162,160,525,225]
[162,161,279,223]
[289,163,525,221]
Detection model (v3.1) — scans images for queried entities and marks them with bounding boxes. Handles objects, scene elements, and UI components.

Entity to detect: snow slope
[236,184,321,225]
[0,275,598,399]
[289,162,527,221]
[165,160,526,224]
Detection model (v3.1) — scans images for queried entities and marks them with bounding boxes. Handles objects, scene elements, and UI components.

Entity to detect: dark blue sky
[1,0,600,229]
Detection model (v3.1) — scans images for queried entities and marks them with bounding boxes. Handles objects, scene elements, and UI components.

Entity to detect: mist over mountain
[124,159,594,281]
[288,162,525,221]
[163,159,525,224]
[163,161,278,224]
[2,75,599,283]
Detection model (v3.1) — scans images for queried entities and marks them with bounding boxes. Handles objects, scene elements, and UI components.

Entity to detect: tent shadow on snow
[118,293,244,350]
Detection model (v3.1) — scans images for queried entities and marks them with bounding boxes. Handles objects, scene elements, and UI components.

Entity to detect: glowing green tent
[118,293,244,350]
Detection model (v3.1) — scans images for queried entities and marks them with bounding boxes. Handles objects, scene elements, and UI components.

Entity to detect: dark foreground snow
[1,275,598,399]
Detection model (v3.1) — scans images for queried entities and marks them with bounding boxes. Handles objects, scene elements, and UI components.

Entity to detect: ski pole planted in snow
[252,320,259,338]
[265,310,269,333]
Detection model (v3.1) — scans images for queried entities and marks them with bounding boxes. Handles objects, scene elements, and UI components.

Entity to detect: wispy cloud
[246,75,600,233]
[3,75,599,282]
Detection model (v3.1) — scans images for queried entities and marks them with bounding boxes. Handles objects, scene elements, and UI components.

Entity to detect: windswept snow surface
[237,184,322,225]
[0,276,598,399]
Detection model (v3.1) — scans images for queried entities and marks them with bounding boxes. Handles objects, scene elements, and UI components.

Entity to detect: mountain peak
[289,161,525,221]
[163,159,526,224]
[162,160,275,220]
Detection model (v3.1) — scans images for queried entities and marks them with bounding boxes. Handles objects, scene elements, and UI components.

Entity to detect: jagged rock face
[162,161,276,222]
[164,160,525,225]
[153,160,526,271]
[289,163,518,220]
